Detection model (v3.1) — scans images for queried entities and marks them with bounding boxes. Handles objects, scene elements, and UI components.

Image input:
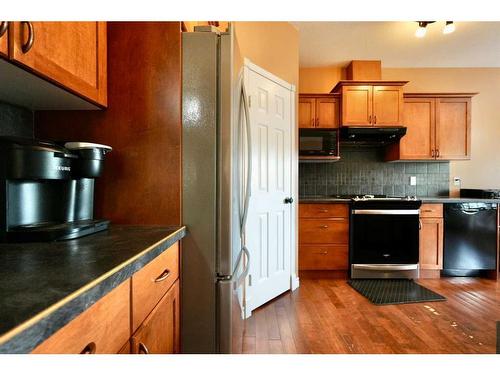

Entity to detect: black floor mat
[348,279,446,305]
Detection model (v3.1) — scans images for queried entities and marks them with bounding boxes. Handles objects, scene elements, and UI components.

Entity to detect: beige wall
[299,66,500,190]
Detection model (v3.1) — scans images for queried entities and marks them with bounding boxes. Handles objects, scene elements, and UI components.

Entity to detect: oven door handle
[352,264,418,271]
[352,209,420,215]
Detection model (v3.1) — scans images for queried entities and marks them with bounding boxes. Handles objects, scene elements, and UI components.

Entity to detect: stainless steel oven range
[349,195,422,279]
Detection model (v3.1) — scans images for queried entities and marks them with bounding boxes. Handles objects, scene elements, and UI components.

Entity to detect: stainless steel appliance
[181,26,249,353]
[340,126,406,145]
[0,137,111,242]
[443,202,497,277]
[299,129,339,158]
[349,195,422,279]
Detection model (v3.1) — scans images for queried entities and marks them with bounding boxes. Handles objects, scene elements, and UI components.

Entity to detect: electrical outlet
[454,177,461,187]
[410,176,417,186]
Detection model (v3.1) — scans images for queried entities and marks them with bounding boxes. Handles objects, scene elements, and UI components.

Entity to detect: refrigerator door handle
[233,245,251,290]
[240,81,252,230]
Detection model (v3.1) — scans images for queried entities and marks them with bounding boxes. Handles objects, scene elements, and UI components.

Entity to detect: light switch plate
[453,177,461,187]
[410,176,417,186]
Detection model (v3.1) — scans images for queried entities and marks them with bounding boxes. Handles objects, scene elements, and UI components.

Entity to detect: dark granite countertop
[299,196,500,204]
[0,225,186,353]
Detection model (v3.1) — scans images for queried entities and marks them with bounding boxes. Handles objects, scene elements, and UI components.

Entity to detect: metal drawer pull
[0,22,8,38]
[154,268,171,283]
[80,342,96,354]
[319,225,329,229]
[422,209,434,212]
[353,209,419,215]
[318,209,329,213]
[313,251,328,255]
[436,149,440,158]
[21,21,34,54]
[353,264,418,271]
[138,342,150,354]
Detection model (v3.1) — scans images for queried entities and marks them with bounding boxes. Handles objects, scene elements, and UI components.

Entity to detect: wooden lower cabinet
[299,203,349,271]
[131,280,180,354]
[0,21,7,57]
[419,204,444,271]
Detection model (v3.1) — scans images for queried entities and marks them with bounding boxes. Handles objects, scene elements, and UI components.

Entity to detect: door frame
[242,58,298,318]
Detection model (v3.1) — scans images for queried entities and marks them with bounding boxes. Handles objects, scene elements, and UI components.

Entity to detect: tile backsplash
[0,101,34,138]
[299,146,450,198]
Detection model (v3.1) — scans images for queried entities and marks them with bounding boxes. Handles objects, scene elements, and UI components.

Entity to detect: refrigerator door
[181,30,219,353]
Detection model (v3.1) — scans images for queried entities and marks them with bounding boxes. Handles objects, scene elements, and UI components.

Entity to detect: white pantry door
[243,62,294,314]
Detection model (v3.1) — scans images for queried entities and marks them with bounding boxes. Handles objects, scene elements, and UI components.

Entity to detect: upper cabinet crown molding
[331,80,409,93]
[0,21,107,109]
[404,92,478,98]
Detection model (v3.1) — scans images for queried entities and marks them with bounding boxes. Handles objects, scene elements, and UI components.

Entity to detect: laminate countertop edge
[0,226,187,354]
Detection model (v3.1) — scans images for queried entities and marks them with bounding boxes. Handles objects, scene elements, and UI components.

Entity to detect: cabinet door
[316,97,339,129]
[373,85,404,126]
[399,98,436,159]
[435,98,471,160]
[0,21,7,57]
[419,218,443,270]
[341,86,372,126]
[299,244,348,270]
[9,22,107,106]
[131,281,180,354]
[298,98,316,128]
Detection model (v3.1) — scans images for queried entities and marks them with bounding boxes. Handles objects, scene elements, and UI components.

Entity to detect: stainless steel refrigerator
[181,26,251,354]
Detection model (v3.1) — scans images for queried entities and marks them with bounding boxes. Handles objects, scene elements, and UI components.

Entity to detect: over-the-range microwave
[299,129,338,158]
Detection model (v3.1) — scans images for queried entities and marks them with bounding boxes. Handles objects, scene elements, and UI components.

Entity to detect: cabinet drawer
[299,203,349,218]
[132,242,179,332]
[32,279,130,354]
[299,245,348,270]
[420,204,443,218]
[299,218,349,244]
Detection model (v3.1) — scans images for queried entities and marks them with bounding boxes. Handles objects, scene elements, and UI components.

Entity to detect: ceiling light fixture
[415,21,435,38]
[443,21,456,34]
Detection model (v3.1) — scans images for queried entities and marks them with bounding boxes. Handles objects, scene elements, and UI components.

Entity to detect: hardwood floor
[242,276,500,354]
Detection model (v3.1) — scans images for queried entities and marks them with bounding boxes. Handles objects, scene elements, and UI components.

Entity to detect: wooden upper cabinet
[9,22,107,106]
[372,85,404,126]
[386,94,474,161]
[435,98,471,160]
[298,95,339,129]
[316,97,339,128]
[341,85,372,126]
[0,21,8,57]
[397,98,436,159]
[131,280,180,354]
[298,97,316,128]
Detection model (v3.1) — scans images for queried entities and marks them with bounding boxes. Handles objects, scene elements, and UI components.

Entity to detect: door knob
[284,197,294,204]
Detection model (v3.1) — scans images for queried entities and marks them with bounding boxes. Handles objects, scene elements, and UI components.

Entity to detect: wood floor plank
[242,276,500,354]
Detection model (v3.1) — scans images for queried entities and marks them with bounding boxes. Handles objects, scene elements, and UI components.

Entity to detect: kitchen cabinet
[0,22,8,57]
[386,93,475,161]
[419,204,444,271]
[32,241,181,354]
[298,94,339,129]
[299,203,349,271]
[131,280,180,354]
[331,81,407,127]
[32,279,131,354]
[7,22,107,106]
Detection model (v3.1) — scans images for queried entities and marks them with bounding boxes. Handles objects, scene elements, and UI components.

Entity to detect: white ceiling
[292,22,500,68]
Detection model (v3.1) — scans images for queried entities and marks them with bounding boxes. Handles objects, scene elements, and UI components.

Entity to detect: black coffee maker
[0,137,112,242]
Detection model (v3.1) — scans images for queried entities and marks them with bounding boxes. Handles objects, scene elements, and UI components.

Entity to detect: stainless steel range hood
[340,126,407,146]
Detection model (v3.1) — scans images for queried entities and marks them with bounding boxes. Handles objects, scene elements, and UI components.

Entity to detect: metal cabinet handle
[431,149,435,158]
[138,342,149,354]
[369,115,372,124]
[80,342,96,354]
[419,219,422,230]
[318,209,329,213]
[374,115,377,124]
[436,149,440,158]
[21,21,34,53]
[319,225,329,229]
[316,117,320,127]
[311,118,314,127]
[154,268,171,283]
[313,251,328,255]
[0,22,8,38]
[422,209,434,213]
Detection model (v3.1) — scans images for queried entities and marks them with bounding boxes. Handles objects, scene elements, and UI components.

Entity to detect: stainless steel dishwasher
[442,202,497,277]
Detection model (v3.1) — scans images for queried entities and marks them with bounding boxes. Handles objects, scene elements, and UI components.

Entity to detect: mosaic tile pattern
[300,146,450,198]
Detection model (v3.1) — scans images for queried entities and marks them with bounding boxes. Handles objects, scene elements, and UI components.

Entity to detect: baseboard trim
[291,275,300,291]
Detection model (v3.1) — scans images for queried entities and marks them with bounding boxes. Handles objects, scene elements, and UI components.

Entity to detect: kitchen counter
[299,196,500,204]
[0,225,186,354]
